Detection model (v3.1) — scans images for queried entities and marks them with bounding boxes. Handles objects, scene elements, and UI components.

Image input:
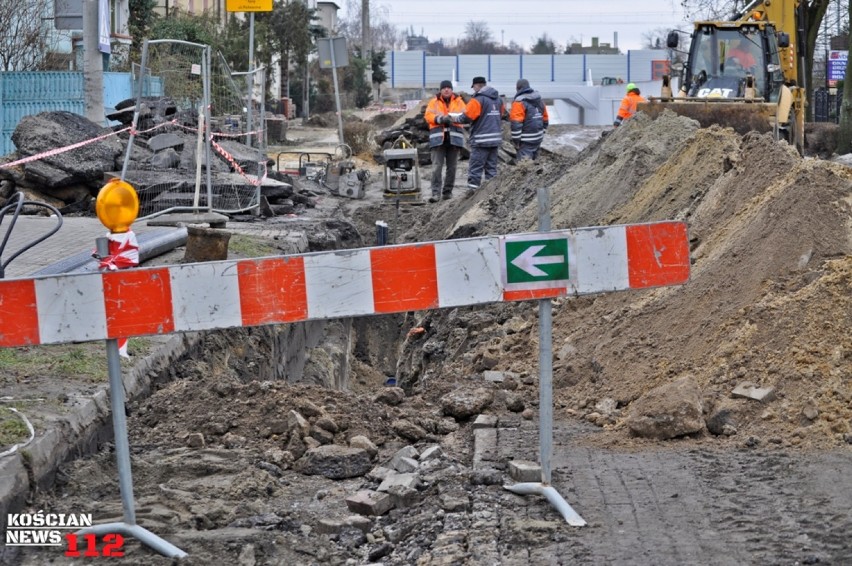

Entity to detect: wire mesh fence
[117,39,268,220]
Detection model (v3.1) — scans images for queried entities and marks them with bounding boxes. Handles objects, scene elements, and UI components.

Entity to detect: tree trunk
[804,0,831,122]
[836,2,852,154]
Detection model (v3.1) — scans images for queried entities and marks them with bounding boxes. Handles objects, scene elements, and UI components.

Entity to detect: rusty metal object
[183,226,231,263]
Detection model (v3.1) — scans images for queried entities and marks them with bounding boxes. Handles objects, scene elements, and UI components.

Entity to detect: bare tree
[338,0,404,51]
[463,20,492,44]
[0,0,61,71]
[459,20,495,54]
[641,27,675,50]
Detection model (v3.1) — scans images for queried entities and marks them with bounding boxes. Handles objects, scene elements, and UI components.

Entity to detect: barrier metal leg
[503,188,586,527]
[76,337,187,558]
[82,238,187,558]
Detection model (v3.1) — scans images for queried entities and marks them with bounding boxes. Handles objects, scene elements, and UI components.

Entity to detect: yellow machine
[640,0,806,154]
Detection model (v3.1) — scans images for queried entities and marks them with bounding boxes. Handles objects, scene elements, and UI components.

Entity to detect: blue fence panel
[389,51,427,88]
[424,56,457,89]
[627,50,661,82]
[1,71,135,156]
[585,54,629,84]
[490,55,523,84]
[457,55,489,87]
[104,72,133,114]
[521,55,554,84]
[553,55,585,82]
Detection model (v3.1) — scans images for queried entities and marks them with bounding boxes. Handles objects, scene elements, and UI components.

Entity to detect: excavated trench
[4,114,852,565]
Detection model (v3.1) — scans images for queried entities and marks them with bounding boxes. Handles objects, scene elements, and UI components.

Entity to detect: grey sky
[345,0,689,52]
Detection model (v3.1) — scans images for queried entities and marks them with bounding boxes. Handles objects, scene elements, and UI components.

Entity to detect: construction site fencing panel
[122,39,264,220]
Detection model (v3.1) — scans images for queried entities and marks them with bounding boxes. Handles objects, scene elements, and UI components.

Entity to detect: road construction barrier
[0,221,689,348]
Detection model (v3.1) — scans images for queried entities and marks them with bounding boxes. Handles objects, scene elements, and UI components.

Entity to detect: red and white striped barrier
[0,222,689,348]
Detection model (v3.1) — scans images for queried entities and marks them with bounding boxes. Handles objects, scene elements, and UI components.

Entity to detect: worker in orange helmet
[613,83,646,127]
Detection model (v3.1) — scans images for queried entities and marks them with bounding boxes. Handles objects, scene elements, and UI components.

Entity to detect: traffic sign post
[225,0,273,149]
[503,188,586,526]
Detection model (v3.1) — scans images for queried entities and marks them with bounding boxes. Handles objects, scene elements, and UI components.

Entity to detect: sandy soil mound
[390,111,851,450]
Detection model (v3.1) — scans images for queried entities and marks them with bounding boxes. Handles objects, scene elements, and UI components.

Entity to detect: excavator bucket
[637,99,777,136]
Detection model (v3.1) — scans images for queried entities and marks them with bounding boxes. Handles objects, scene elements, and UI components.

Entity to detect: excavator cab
[643,0,806,155]
[681,25,785,102]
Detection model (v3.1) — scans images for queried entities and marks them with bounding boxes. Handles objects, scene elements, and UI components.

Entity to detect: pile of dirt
[388,110,851,450]
[7,111,851,565]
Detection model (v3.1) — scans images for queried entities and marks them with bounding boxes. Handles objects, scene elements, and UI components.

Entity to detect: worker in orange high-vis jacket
[450,76,505,192]
[425,80,467,202]
[613,83,647,127]
[509,79,549,161]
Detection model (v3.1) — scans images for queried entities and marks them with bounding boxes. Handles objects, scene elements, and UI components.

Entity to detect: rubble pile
[0,106,301,217]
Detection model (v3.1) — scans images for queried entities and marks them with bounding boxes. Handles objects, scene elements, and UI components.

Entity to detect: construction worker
[724,38,757,72]
[510,79,549,161]
[450,76,505,192]
[425,80,467,202]
[613,83,646,127]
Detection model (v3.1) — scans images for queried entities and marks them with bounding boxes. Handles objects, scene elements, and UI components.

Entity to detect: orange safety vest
[617,91,646,121]
[425,94,467,148]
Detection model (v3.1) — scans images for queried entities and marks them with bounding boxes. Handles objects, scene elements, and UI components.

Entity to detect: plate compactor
[382,147,421,201]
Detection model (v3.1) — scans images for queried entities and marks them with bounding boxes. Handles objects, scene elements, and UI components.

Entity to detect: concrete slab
[146,212,230,228]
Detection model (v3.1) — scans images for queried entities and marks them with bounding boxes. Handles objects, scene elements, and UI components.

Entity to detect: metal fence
[120,39,267,219]
[813,88,843,123]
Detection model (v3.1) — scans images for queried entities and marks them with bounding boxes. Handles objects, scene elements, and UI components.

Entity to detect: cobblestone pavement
[471,420,852,565]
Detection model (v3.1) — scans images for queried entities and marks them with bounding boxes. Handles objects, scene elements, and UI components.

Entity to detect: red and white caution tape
[210,138,267,187]
[95,231,139,358]
[0,127,131,170]
[96,231,139,271]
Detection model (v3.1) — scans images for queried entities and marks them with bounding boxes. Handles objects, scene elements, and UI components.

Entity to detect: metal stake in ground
[75,181,188,558]
[504,187,586,527]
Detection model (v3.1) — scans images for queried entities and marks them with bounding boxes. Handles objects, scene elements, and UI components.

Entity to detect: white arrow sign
[510,245,566,277]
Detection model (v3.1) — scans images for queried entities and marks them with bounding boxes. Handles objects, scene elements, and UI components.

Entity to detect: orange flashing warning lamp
[96,179,139,233]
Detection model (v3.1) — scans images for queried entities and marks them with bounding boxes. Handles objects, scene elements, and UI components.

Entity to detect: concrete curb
[0,332,202,529]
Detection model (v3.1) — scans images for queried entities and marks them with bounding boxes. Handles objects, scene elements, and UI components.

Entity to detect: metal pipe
[537,187,553,485]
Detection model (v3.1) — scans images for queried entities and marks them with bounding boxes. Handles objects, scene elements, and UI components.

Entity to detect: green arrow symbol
[511,245,565,277]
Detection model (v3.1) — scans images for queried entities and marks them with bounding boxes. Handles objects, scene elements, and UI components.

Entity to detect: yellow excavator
[639,0,807,154]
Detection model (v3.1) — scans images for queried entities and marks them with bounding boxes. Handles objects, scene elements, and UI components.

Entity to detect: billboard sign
[827,50,848,87]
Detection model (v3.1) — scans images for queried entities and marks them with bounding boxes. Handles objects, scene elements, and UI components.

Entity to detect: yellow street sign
[226,0,272,12]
